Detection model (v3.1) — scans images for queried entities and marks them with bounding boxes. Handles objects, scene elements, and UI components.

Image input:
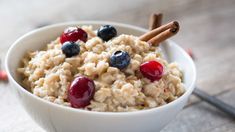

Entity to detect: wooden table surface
[1,0,235,131]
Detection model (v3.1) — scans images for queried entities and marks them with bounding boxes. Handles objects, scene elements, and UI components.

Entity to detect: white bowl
[5,21,196,132]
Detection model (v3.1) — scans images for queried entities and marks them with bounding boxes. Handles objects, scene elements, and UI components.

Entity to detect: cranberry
[0,70,8,81]
[60,27,88,44]
[140,60,163,82]
[68,76,95,108]
[185,48,195,60]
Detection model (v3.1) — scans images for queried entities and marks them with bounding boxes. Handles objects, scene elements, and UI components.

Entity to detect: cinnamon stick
[147,26,179,46]
[149,13,163,30]
[139,21,179,42]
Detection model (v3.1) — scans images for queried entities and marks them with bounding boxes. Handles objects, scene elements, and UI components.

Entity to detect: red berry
[185,48,195,60]
[0,70,8,81]
[68,76,95,108]
[60,27,88,44]
[140,60,163,82]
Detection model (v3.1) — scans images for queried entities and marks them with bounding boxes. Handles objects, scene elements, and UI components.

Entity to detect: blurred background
[1,0,235,131]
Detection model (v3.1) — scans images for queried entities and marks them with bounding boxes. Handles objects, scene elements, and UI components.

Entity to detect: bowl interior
[6,21,196,107]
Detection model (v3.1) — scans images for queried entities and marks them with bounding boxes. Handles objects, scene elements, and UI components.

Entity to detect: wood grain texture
[0,0,235,131]
[162,90,235,132]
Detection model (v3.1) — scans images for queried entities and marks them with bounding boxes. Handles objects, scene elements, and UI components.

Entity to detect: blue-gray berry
[97,25,117,41]
[61,41,80,57]
[109,51,130,69]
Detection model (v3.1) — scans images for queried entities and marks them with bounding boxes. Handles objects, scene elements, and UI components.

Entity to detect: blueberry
[97,25,117,41]
[109,51,130,69]
[61,41,80,57]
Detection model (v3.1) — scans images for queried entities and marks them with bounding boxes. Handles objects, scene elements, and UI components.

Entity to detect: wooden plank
[162,90,235,132]
[0,84,44,131]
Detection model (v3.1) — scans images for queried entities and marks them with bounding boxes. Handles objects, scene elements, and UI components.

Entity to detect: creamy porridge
[17,25,185,112]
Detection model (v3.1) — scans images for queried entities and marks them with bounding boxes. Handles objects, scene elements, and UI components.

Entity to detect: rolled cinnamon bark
[139,21,179,42]
[147,26,179,46]
[149,13,163,30]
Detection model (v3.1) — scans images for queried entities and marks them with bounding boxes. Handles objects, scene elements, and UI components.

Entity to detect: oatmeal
[17,25,185,112]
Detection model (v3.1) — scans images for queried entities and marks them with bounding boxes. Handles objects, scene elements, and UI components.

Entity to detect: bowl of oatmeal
[5,21,196,132]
